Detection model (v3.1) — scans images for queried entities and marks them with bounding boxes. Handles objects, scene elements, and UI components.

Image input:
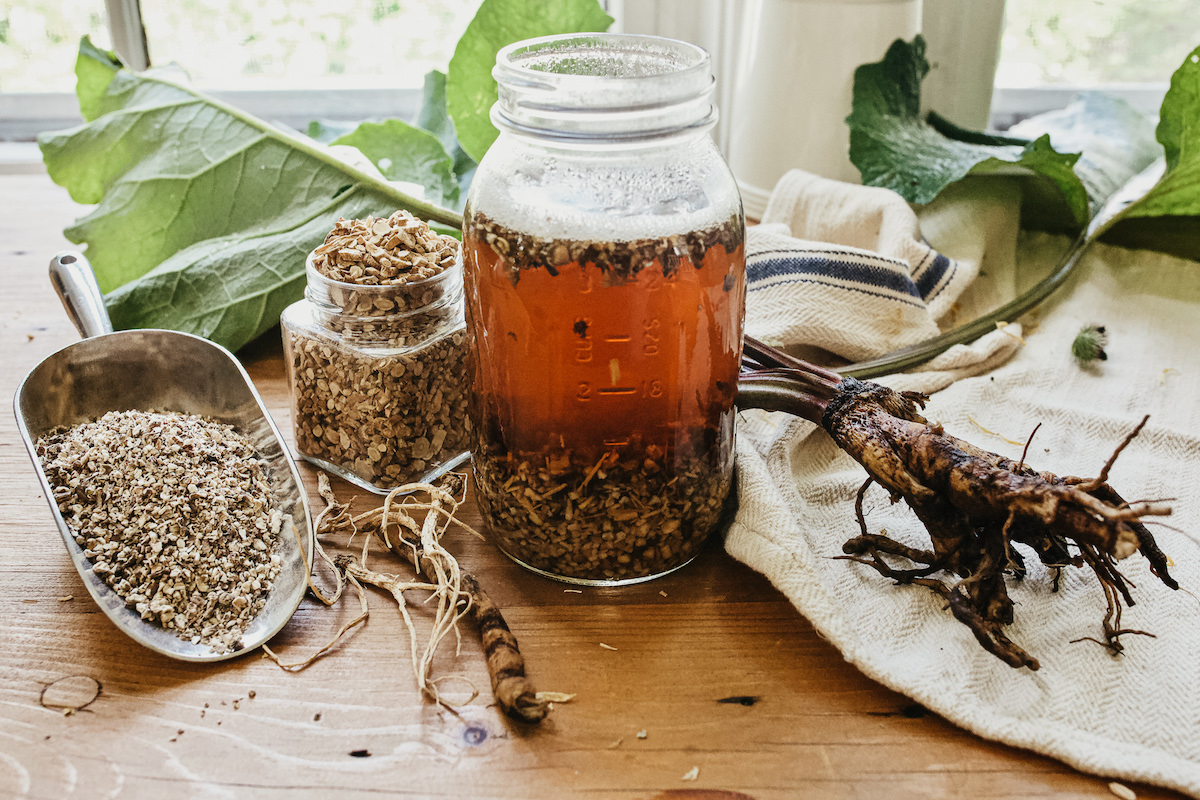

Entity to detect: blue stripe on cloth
[747,254,922,299]
[747,273,927,308]
[914,252,955,302]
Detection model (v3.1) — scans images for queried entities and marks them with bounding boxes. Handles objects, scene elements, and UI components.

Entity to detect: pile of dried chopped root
[738,336,1178,670]
[264,473,558,723]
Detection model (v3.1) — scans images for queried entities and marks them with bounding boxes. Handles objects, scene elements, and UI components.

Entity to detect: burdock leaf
[446,0,613,163]
[75,35,122,122]
[331,119,460,207]
[417,69,477,189]
[1095,44,1200,261]
[1156,44,1200,173]
[848,36,1091,231]
[39,41,460,352]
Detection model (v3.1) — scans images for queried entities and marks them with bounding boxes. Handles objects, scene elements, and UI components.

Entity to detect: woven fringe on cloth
[731,171,1200,796]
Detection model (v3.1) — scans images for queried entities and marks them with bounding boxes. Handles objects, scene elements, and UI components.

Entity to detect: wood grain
[0,172,1181,800]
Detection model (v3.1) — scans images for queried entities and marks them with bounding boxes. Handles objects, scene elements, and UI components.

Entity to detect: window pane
[0,0,110,92]
[140,0,480,91]
[996,0,1200,86]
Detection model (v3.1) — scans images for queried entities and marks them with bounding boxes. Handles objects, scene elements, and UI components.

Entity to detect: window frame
[0,1,1171,148]
[990,83,1168,129]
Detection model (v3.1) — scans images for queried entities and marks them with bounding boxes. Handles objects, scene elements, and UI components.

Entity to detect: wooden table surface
[0,172,1180,800]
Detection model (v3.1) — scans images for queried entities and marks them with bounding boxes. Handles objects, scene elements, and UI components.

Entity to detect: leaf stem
[134,71,464,229]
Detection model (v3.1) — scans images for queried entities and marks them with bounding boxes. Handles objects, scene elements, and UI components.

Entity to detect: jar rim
[495,33,711,88]
[492,33,716,143]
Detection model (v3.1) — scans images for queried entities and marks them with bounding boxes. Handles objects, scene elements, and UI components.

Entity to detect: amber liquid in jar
[464,211,745,582]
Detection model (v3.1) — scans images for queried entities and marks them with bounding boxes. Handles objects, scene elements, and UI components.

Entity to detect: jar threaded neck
[491,33,717,143]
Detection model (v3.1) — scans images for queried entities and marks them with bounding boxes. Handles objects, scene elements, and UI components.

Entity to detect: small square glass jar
[281,254,471,493]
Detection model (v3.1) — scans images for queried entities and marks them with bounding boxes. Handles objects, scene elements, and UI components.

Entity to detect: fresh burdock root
[738,337,1178,670]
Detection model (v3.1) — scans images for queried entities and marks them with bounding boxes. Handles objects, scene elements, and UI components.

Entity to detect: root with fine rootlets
[266,473,551,722]
[738,337,1178,670]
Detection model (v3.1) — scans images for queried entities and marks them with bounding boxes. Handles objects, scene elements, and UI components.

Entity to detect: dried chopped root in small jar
[266,474,553,723]
[313,209,459,285]
[36,410,282,653]
[473,446,730,581]
[289,330,471,488]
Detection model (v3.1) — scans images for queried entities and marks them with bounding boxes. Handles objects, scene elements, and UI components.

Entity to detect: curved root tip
[508,692,549,723]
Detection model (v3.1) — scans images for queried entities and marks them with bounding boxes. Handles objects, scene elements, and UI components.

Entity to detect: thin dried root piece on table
[460,572,549,723]
[738,337,1179,670]
[273,473,552,722]
[356,481,550,723]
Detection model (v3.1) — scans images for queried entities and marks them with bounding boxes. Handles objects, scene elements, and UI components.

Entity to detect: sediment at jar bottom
[287,328,472,488]
[473,442,732,582]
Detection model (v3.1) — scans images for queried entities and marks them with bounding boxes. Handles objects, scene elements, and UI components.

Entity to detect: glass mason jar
[281,256,472,493]
[462,34,746,585]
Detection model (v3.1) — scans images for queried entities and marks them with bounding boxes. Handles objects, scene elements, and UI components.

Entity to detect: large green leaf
[417,69,477,189]
[75,35,122,122]
[106,194,386,346]
[446,0,613,163]
[39,42,461,352]
[1156,44,1200,173]
[1097,44,1200,260]
[847,36,1091,231]
[331,119,459,207]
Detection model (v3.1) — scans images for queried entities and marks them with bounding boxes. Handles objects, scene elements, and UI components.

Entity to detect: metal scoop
[13,252,314,662]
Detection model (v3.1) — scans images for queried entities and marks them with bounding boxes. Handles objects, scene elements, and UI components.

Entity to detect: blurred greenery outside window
[995,0,1198,86]
[0,0,479,142]
[0,0,1196,140]
[1,0,478,93]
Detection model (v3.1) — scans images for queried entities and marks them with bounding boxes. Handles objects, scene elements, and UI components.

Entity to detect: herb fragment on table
[535,692,575,704]
[1109,782,1138,800]
[995,321,1027,345]
[37,410,282,653]
[39,675,101,715]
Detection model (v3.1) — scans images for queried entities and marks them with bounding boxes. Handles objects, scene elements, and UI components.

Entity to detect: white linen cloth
[746,169,1025,374]
[730,173,1200,796]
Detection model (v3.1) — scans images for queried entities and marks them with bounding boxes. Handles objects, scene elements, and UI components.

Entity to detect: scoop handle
[49,251,114,339]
